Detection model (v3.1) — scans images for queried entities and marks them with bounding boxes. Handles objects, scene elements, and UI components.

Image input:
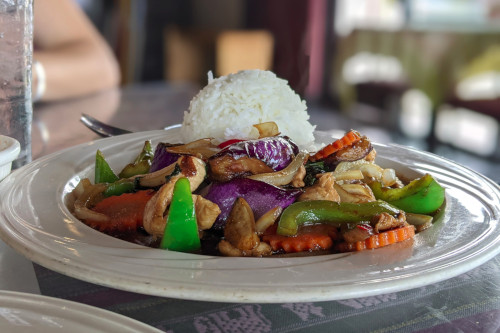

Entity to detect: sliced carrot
[263,233,334,253]
[310,130,361,161]
[86,189,155,233]
[336,225,415,252]
[262,224,338,253]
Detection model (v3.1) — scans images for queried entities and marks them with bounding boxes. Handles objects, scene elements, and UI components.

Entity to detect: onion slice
[73,179,108,222]
[165,138,220,159]
[333,169,364,181]
[247,152,308,186]
[253,122,280,138]
[334,183,375,203]
[134,157,182,187]
[406,213,433,226]
[255,206,283,234]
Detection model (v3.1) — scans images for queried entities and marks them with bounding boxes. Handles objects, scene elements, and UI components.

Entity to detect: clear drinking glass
[0,0,33,168]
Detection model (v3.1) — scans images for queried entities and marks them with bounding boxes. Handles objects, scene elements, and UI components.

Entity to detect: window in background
[408,0,495,31]
[331,0,500,156]
[456,70,500,101]
[334,0,405,36]
[399,89,433,139]
[435,106,499,156]
[342,52,404,85]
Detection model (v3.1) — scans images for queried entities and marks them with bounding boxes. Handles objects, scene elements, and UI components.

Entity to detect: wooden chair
[164,26,217,84]
[215,30,274,76]
[164,28,274,84]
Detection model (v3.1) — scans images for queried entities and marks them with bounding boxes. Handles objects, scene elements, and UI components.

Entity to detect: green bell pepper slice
[160,177,201,252]
[95,150,119,184]
[369,173,445,214]
[277,200,401,236]
[103,179,136,197]
[118,140,154,178]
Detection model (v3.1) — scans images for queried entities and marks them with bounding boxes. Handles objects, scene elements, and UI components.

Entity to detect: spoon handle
[80,113,132,137]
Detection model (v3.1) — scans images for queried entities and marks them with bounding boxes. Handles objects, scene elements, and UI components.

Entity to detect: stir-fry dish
[69,124,446,257]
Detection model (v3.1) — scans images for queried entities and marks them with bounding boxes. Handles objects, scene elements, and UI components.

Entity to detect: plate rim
[0,290,163,332]
[1,128,500,303]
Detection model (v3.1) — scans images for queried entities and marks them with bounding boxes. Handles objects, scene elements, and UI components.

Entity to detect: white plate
[1,128,499,303]
[0,291,162,333]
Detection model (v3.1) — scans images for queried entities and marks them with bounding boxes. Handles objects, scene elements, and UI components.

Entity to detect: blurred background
[77,0,500,164]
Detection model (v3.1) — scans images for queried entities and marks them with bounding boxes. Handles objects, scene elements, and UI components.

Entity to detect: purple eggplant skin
[149,142,181,172]
[202,178,303,230]
[212,136,299,171]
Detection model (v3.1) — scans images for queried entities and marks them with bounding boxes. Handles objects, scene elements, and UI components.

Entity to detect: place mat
[33,254,500,333]
[0,239,40,294]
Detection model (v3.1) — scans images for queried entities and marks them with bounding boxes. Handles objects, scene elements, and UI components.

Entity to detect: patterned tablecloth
[34,253,500,333]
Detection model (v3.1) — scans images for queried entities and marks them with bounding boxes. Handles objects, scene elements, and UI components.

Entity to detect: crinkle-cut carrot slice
[310,130,361,161]
[262,224,338,253]
[337,225,415,252]
[264,233,334,253]
[86,190,155,233]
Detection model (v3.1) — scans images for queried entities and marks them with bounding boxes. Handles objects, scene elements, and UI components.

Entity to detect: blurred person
[32,0,120,102]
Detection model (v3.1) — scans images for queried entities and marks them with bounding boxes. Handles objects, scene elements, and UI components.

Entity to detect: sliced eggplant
[208,136,299,182]
[202,178,302,230]
[324,137,373,169]
[149,142,182,173]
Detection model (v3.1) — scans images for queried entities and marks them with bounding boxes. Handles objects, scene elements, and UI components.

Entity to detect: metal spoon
[80,113,132,137]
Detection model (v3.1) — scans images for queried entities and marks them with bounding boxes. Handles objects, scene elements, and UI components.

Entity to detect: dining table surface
[1,80,500,333]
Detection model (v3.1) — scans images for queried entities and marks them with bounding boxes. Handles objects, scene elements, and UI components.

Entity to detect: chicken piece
[218,197,272,257]
[224,198,260,251]
[371,212,407,233]
[291,165,306,188]
[218,239,272,257]
[252,242,273,256]
[192,194,220,230]
[342,224,374,243]
[143,156,206,237]
[298,172,340,202]
[218,240,244,257]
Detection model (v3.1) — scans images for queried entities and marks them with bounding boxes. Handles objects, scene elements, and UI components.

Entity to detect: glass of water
[0,0,33,168]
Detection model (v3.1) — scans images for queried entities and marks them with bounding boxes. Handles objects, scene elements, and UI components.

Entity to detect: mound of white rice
[181,70,316,148]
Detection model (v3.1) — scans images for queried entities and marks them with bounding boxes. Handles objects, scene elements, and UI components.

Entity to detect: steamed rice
[181,70,316,149]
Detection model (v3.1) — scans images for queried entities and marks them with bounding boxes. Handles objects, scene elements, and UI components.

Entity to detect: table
[2,81,500,332]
